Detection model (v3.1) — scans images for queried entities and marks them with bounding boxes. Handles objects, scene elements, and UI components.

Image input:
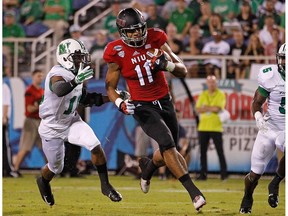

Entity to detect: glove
[115,89,131,101]
[74,63,94,84]
[254,111,268,132]
[115,98,135,115]
[148,52,168,72]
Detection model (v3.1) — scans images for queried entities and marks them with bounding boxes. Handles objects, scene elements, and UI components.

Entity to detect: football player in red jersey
[104,8,206,211]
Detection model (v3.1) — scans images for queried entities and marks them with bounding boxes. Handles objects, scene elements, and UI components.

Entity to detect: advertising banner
[172,78,278,173]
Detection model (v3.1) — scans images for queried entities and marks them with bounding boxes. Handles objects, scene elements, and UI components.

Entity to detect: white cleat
[140,178,150,193]
[193,195,206,211]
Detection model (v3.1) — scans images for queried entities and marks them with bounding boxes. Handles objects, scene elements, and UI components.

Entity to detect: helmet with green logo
[56,38,91,73]
[276,43,285,77]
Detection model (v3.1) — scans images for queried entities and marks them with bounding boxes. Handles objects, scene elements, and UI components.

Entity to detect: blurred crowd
[3,0,286,78]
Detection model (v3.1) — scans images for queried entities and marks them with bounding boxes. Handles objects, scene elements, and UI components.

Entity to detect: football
[146,48,172,61]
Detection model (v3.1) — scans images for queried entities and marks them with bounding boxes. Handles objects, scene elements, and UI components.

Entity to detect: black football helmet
[276,43,285,77]
[116,8,147,48]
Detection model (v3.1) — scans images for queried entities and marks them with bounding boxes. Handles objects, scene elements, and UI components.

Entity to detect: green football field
[2,174,285,216]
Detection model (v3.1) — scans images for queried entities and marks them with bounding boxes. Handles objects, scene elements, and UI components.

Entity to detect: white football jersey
[39,65,83,131]
[258,64,285,131]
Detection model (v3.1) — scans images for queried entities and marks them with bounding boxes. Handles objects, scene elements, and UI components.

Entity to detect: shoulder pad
[151,27,165,33]
[257,65,278,90]
[103,41,122,63]
[48,65,74,83]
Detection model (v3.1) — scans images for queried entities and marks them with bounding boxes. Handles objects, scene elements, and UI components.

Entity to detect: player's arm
[51,64,94,97]
[50,76,78,97]
[105,62,135,115]
[79,88,109,107]
[252,87,269,132]
[252,88,268,115]
[105,62,121,103]
[160,42,187,78]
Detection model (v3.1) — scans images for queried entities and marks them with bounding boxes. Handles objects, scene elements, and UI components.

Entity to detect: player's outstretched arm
[160,42,187,78]
[105,62,121,103]
[105,62,135,115]
[79,88,129,107]
[51,64,94,97]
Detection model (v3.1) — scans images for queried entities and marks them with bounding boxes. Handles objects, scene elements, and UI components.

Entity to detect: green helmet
[276,43,285,77]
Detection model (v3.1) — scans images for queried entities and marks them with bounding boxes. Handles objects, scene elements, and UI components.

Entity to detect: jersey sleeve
[257,65,277,93]
[103,42,120,64]
[149,28,168,47]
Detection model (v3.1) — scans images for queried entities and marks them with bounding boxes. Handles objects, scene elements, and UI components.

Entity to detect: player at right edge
[239,43,286,214]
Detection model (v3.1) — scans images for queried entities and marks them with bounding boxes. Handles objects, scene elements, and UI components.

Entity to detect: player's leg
[61,142,82,177]
[135,125,152,178]
[211,132,227,180]
[68,119,122,202]
[268,153,285,208]
[136,104,205,211]
[240,131,276,214]
[37,138,65,206]
[151,138,167,180]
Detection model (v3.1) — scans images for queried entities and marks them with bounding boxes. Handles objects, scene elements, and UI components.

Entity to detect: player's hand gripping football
[148,51,168,72]
[74,63,94,84]
[254,111,268,132]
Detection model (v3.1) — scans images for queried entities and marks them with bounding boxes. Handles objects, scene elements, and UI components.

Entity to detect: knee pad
[48,161,64,174]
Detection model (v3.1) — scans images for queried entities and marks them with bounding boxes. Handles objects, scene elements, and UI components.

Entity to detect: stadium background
[3,0,284,174]
[4,77,279,173]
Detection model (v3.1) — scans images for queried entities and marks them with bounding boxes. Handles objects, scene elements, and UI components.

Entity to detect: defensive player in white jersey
[36,38,123,206]
[239,43,285,214]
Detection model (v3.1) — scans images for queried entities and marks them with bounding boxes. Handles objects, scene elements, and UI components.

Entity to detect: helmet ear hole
[63,57,67,62]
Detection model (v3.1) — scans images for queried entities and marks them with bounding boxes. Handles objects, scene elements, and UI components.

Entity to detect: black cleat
[36,177,55,206]
[239,196,253,214]
[268,180,279,208]
[102,184,122,202]
[268,194,279,208]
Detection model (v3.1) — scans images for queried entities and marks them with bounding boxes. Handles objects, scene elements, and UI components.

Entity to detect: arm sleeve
[51,80,78,97]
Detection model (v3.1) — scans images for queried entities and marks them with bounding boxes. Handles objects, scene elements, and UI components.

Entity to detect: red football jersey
[103,28,169,101]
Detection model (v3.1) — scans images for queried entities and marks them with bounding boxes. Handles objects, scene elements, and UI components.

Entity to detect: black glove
[79,88,104,107]
[149,52,168,72]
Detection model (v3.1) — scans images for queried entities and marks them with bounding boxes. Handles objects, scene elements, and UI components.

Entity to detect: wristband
[115,98,124,108]
[254,111,263,120]
[166,61,176,72]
